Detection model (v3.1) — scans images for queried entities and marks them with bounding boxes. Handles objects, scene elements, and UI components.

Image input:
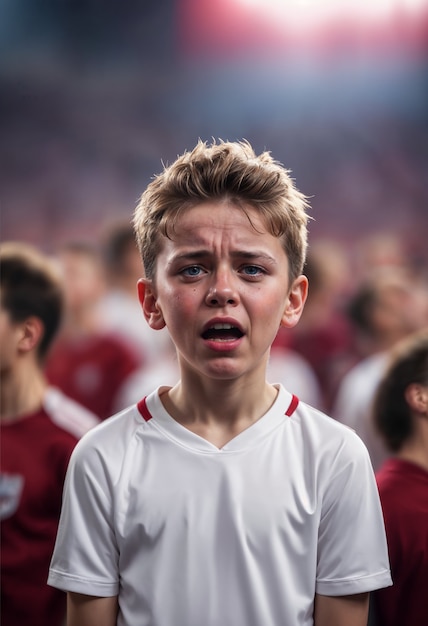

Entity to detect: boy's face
[139,201,307,383]
[58,251,105,313]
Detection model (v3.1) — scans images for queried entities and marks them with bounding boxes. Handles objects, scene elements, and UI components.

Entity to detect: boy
[333,268,428,470]
[48,140,392,626]
[0,242,99,626]
[98,221,171,364]
[370,330,428,626]
[44,242,140,419]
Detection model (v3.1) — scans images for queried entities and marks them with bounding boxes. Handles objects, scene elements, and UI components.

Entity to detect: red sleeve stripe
[137,397,153,421]
[285,394,299,417]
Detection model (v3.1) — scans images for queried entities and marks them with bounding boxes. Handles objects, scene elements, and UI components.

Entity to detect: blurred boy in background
[45,242,140,420]
[333,267,428,470]
[98,221,172,364]
[0,242,98,626]
[371,330,428,626]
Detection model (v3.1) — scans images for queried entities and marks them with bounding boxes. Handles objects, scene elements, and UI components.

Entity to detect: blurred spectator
[98,220,172,365]
[267,347,322,408]
[0,242,99,626]
[370,330,428,626]
[332,267,428,470]
[354,232,410,285]
[282,239,356,411]
[44,242,140,419]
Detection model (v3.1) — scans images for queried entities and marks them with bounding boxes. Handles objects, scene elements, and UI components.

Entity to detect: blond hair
[133,140,310,282]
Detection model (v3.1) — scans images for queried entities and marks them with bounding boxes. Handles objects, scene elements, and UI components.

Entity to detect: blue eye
[242,265,263,276]
[182,266,202,277]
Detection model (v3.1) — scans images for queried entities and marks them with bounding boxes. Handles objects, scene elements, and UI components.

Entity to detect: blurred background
[1,0,427,266]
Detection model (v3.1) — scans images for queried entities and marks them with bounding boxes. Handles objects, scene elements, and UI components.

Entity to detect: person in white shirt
[49,140,392,626]
[333,268,428,470]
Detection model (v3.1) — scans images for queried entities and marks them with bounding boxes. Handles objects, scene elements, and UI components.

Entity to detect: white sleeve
[316,432,392,596]
[48,435,119,597]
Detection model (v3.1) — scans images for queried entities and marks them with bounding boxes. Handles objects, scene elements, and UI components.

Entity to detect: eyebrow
[169,250,278,265]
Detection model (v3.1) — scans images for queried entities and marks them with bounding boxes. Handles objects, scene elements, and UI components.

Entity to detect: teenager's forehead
[167,199,272,233]
[156,202,289,266]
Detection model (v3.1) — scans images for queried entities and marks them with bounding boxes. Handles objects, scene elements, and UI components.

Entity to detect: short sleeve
[316,432,392,596]
[48,436,119,597]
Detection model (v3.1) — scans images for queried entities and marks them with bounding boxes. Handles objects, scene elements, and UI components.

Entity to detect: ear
[280,275,308,330]
[405,383,428,416]
[17,317,44,354]
[137,278,166,330]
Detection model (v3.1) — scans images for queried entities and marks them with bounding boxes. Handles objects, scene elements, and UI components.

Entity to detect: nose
[205,269,239,307]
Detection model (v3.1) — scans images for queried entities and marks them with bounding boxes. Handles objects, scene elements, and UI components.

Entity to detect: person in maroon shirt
[44,242,141,419]
[370,329,428,626]
[0,242,98,626]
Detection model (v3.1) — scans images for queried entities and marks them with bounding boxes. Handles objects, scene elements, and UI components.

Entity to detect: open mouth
[202,323,244,341]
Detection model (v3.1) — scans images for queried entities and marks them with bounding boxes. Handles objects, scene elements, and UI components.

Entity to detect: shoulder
[1,408,78,452]
[61,393,165,510]
[375,460,428,552]
[67,402,145,474]
[376,459,428,501]
[44,387,100,438]
[291,396,371,468]
[295,397,365,442]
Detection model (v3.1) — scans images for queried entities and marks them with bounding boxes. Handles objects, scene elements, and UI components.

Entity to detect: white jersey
[49,385,391,626]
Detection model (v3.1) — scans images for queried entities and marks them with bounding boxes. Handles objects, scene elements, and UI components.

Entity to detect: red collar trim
[137,397,152,421]
[285,394,299,417]
[138,392,299,422]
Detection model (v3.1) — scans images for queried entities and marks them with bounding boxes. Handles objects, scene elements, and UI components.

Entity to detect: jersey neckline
[137,385,299,453]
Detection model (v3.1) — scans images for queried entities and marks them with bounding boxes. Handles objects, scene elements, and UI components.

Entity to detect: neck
[397,422,428,472]
[0,364,47,423]
[162,368,278,448]
[63,306,100,335]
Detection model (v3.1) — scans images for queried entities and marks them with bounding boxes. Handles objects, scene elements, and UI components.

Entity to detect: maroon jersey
[45,331,140,420]
[373,458,428,626]
[1,405,82,626]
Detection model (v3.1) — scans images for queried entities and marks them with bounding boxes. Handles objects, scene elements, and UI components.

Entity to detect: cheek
[158,288,198,326]
[257,289,286,318]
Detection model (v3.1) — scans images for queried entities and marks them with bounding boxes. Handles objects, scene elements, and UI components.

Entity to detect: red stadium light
[179,0,428,58]
[235,0,426,21]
